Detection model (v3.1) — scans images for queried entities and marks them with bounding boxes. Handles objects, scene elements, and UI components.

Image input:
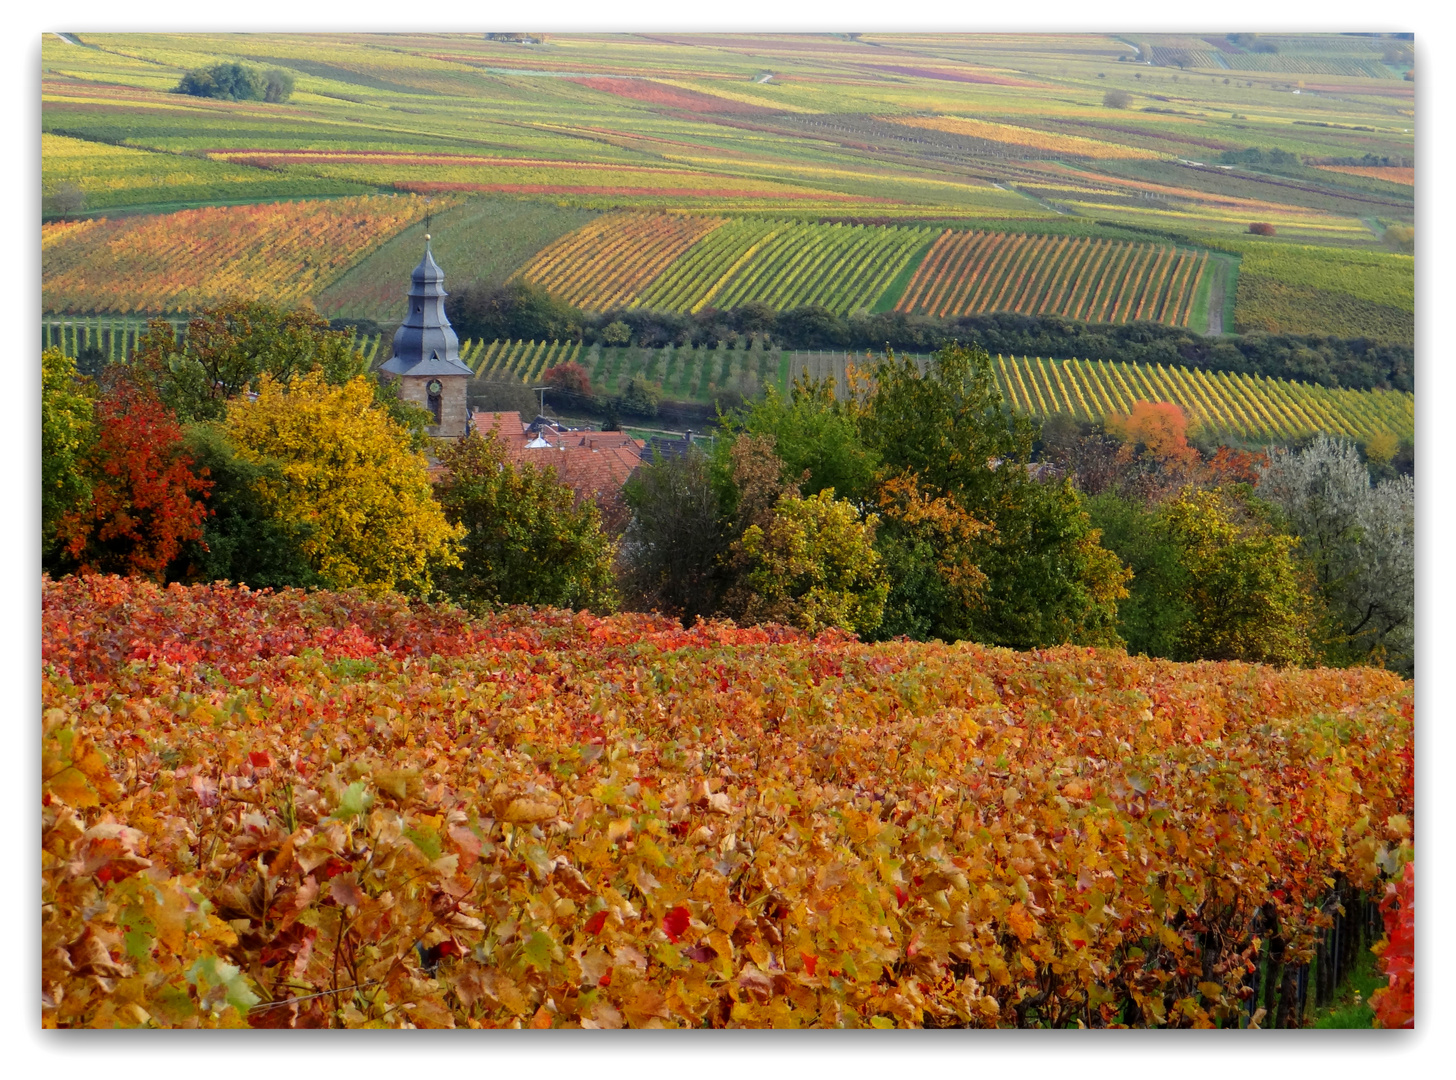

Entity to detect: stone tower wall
[397,373,469,439]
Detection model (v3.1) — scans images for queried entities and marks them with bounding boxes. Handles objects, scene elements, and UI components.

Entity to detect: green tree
[173,423,322,590]
[720,373,878,501]
[433,430,617,613]
[175,63,267,101]
[41,348,95,561]
[619,447,728,622]
[858,344,1128,648]
[1083,492,1192,658]
[1159,486,1316,666]
[131,301,430,444]
[224,373,463,596]
[263,68,296,103]
[737,489,889,637]
[445,281,583,344]
[617,377,661,419]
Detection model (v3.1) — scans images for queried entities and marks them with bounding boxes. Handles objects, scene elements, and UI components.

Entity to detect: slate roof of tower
[379,240,474,378]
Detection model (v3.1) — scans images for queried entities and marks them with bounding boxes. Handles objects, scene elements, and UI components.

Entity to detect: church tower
[379,236,474,438]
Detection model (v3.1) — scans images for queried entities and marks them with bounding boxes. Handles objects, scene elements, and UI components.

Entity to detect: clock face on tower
[427,379,443,396]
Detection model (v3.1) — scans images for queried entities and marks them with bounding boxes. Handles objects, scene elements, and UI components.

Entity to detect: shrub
[1248,222,1277,236]
[543,360,593,398]
[617,376,662,418]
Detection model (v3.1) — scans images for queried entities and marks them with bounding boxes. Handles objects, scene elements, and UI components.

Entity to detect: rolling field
[41,132,369,212]
[315,197,600,320]
[894,231,1208,325]
[40,33,1416,353]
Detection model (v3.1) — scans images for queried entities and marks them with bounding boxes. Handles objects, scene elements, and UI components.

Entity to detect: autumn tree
[543,361,593,399]
[53,375,211,580]
[1158,486,1316,666]
[1256,435,1414,673]
[433,430,617,614]
[857,344,1128,648]
[1105,401,1200,468]
[41,348,95,561]
[224,373,463,595]
[737,489,889,636]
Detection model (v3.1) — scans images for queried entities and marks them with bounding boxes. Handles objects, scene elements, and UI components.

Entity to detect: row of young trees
[41,300,1413,673]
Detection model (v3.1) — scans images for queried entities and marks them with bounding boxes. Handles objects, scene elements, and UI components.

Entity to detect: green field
[315,197,599,320]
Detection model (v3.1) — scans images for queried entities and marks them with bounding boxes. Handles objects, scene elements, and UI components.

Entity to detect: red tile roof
[459,412,646,502]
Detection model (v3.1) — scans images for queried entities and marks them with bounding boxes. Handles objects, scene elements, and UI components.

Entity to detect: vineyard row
[896,231,1208,326]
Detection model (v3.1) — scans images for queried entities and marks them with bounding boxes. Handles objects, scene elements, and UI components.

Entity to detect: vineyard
[523,214,937,317]
[515,212,726,309]
[41,575,1413,1028]
[41,195,448,316]
[1232,243,1414,344]
[895,231,1208,327]
[43,316,1411,446]
[783,351,1411,445]
[988,354,1413,444]
[467,338,788,403]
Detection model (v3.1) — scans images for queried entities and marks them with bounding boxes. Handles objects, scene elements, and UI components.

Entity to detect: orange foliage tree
[1106,401,1199,467]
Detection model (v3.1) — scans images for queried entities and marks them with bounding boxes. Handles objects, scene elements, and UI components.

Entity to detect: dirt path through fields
[1207,261,1225,334]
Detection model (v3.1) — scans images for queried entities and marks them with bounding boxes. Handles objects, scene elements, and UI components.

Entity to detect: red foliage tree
[543,361,593,399]
[55,378,212,580]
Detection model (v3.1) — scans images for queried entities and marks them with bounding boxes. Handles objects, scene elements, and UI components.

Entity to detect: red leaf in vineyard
[662,906,691,943]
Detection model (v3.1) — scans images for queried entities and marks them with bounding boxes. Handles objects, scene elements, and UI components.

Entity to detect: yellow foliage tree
[1160,487,1314,666]
[739,489,889,636]
[224,373,463,595]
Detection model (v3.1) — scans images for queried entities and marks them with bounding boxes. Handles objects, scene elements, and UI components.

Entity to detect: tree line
[442,281,1412,392]
[42,300,1413,675]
